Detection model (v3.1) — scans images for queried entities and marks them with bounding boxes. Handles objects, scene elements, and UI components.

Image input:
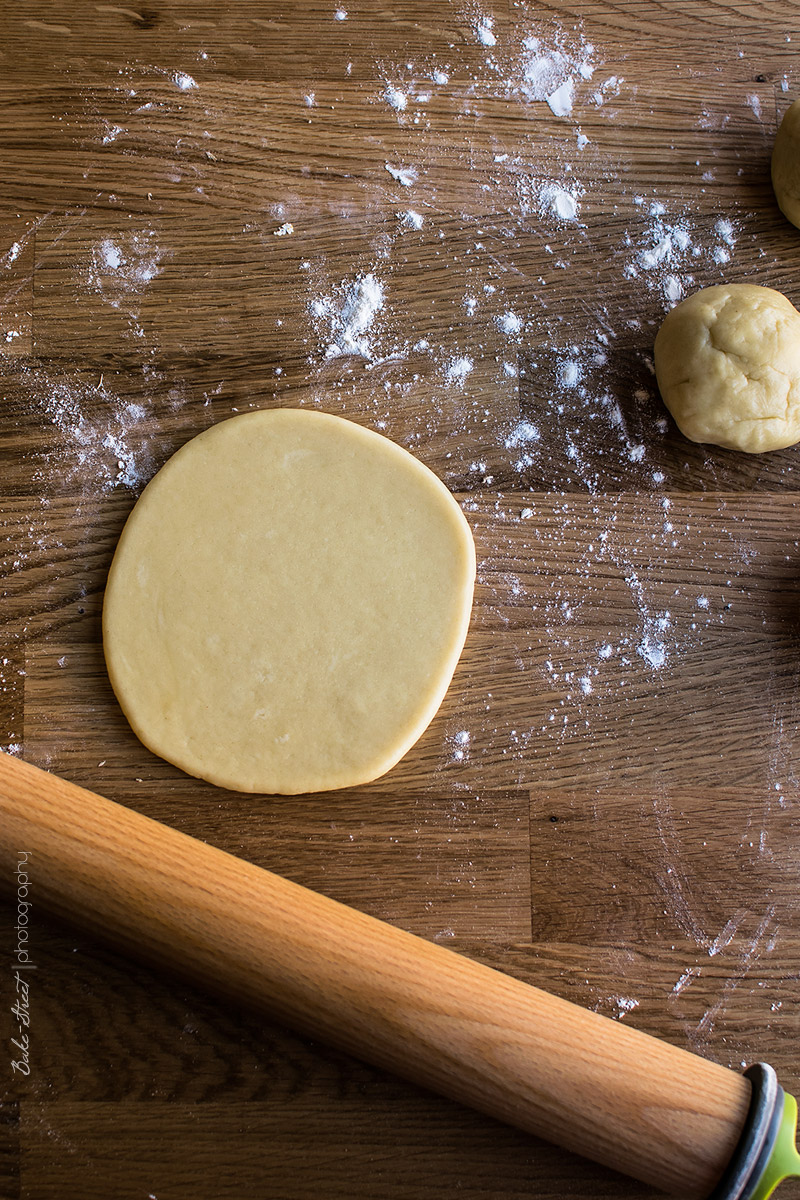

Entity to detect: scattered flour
[592,75,623,105]
[445,356,474,384]
[715,218,736,245]
[399,209,424,230]
[450,729,472,761]
[746,92,763,120]
[100,240,122,270]
[638,628,667,669]
[547,78,575,117]
[672,967,701,996]
[708,912,745,957]
[504,420,540,448]
[497,311,522,335]
[384,84,408,111]
[86,231,164,306]
[624,200,740,302]
[516,176,582,223]
[513,31,596,106]
[540,183,580,222]
[309,273,386,359]
[474,16,497,47]
[557,359,582,389]
[504,419,541,471]
[385,163,418,187]
[13,367,151,493]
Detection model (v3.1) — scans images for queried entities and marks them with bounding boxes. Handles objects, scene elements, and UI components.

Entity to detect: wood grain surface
[2,1,800,1198]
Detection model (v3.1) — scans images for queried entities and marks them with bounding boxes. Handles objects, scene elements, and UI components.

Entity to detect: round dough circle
[103,409,476,793]
[653,283,800,453]
[772,98,800,229]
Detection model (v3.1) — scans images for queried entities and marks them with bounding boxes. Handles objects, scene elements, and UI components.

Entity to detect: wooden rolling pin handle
[0,752,751,1197]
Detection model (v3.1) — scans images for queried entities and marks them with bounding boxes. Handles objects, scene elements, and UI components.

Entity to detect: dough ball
[103,409,476,794]
[653,283,800,453]
[772,98,800,229]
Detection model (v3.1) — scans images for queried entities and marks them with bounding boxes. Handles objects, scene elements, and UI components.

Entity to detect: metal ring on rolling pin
[707,1064,783,1200]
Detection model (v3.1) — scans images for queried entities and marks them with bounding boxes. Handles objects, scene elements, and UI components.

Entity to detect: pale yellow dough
[103,409,476,793]
[653,284,800,453]
[772,98,800,229]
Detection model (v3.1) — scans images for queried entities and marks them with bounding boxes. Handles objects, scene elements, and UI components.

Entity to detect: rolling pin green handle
[710,1064,800,1200]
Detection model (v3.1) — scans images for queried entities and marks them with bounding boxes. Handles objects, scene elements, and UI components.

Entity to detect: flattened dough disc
[103,409,476,793]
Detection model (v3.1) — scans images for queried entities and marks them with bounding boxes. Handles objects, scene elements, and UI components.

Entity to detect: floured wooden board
[2,2,800,1198]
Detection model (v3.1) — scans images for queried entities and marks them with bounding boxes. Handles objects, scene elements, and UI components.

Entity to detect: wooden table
[3,2,800,1196]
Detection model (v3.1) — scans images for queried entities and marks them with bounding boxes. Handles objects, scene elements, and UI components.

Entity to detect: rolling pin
[2,750,799,1199]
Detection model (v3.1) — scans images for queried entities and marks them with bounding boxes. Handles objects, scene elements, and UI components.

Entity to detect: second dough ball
[772,98,800,229]
[653,284,800,453]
